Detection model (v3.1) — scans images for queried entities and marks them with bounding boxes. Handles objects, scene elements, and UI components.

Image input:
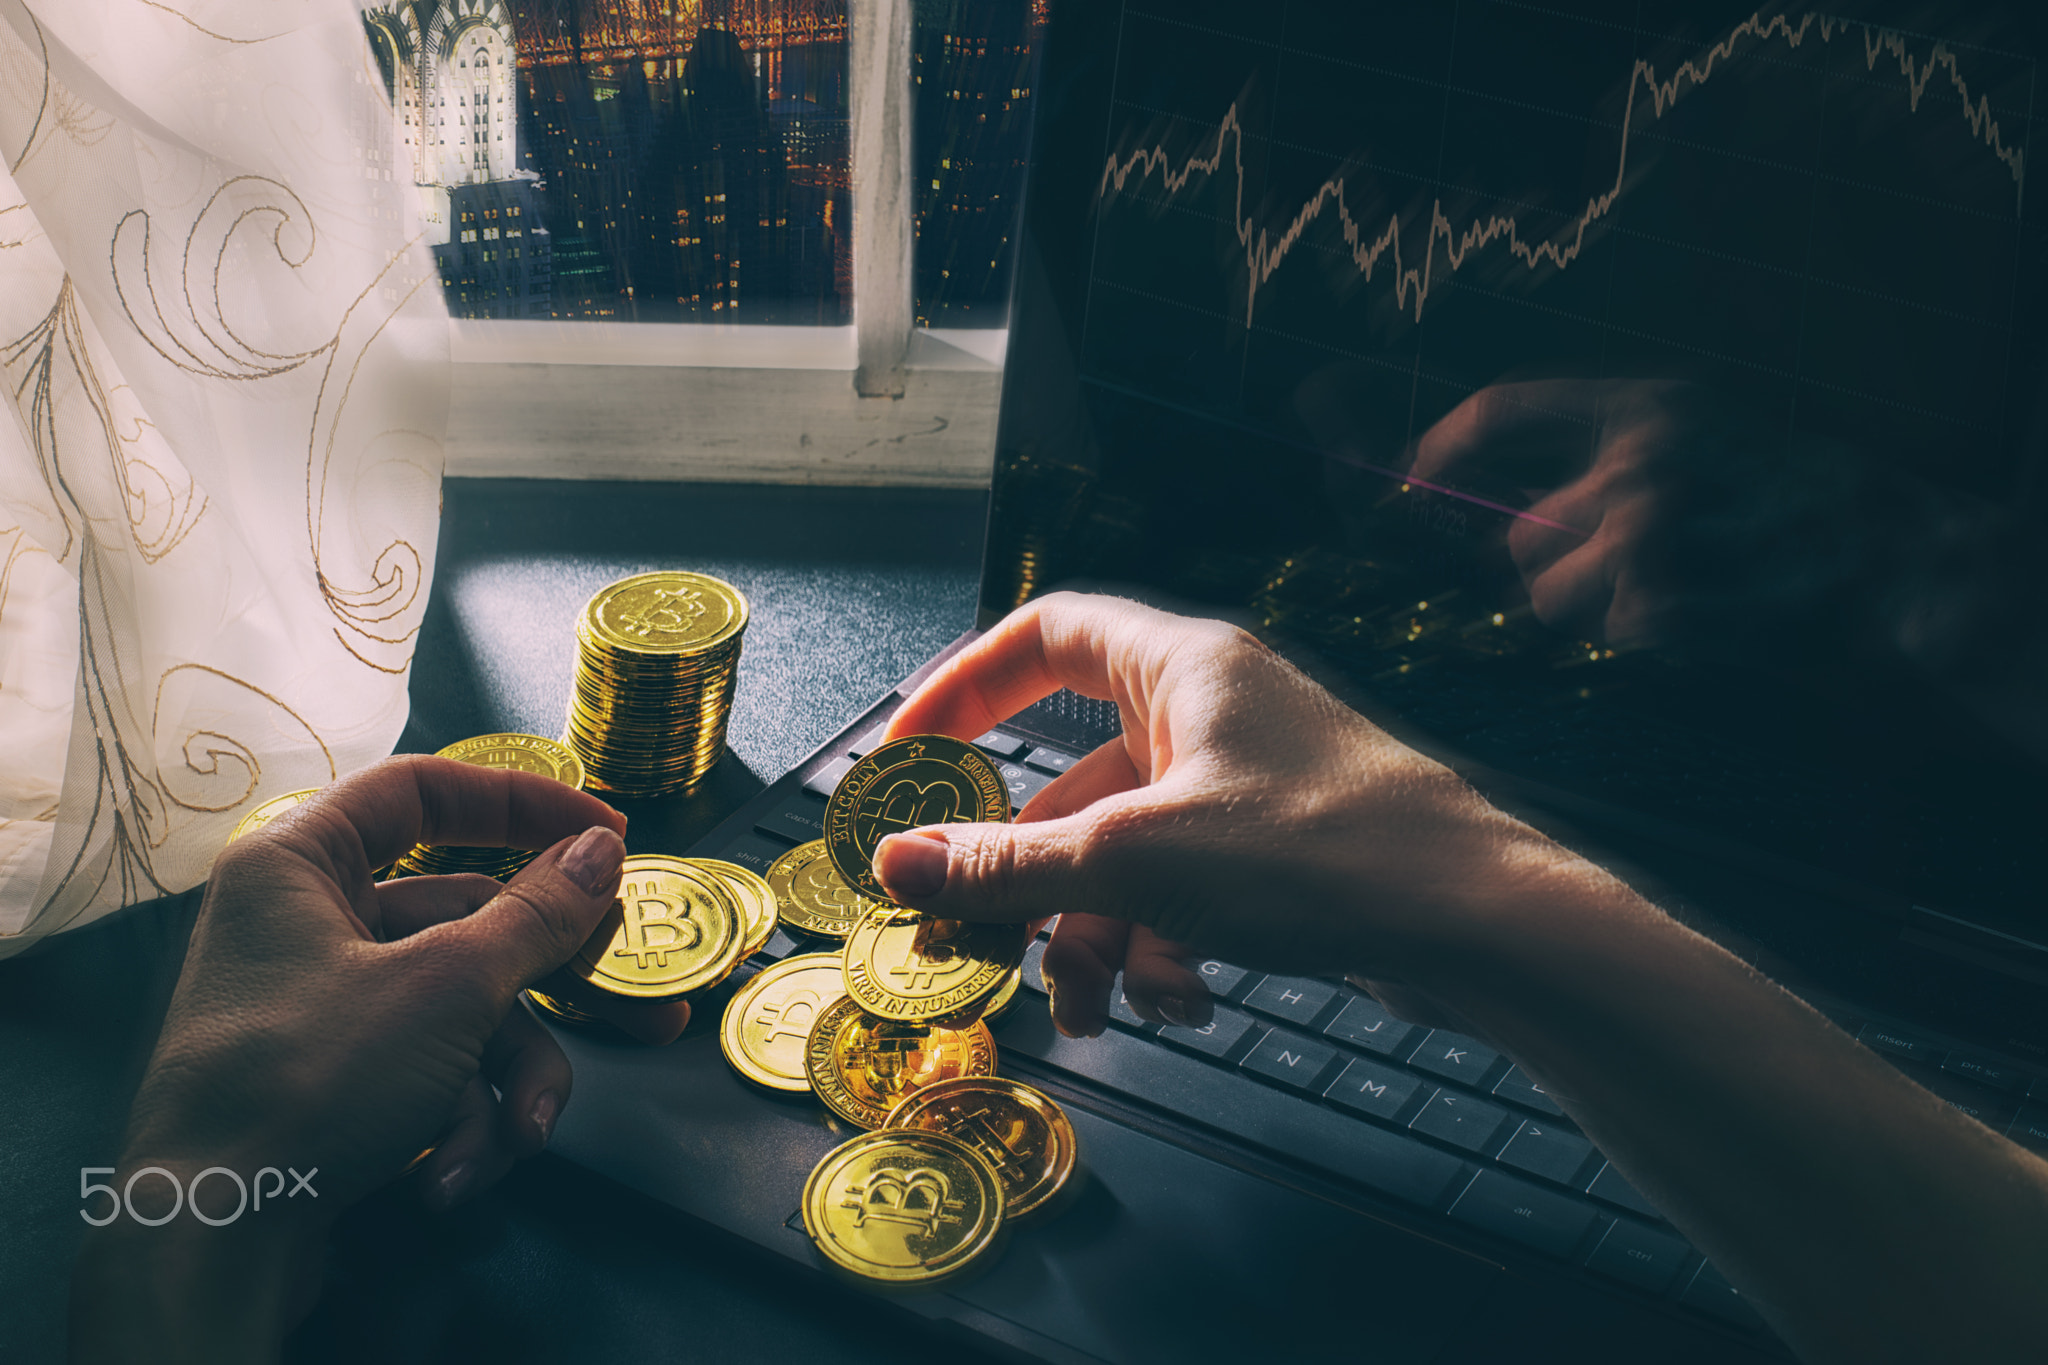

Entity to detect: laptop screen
[984,0,2048,943]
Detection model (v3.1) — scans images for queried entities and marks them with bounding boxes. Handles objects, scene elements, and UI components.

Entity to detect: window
[378,1,1020,484]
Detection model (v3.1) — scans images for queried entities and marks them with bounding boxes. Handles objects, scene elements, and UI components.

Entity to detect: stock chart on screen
[990,1,2048,929]
[1073,1,2038,492]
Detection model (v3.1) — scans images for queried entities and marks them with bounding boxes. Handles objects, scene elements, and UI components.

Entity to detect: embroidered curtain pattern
[0,0,447,954]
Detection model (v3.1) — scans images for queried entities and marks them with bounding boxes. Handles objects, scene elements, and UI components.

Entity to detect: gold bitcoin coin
[802,1128,1006,1286]
[719,954,845,1091]
[582,571,748,658]
[842,905,1026,1025]
[823,734,1010,898]
[227,789,321,845]
[689,858,778,958]
[887,1077,1078,1220]
[804,996,997,1130]
[568,855,743,1000]
[765,840,878,939]
[435,732,586,788]
[525,988,602,1027]
[397,734,588,881]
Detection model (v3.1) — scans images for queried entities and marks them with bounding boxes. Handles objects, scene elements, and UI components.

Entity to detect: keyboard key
[973,728,1028,758]
[709,832,799,879]
[1905,1064,2020,1128]
[1324,1057,1424,1121]
[1409,1091,1511,1153]
[802,756,856,798]
[1243,976,1338,1026]
[1496,1120,1594,1185]
[1159,1005,1256,1059]
[1941,1054,2029,1093]
[1022,745,1082,776]
[1934,1087,2017,1128]
[1585,1162,1664,1222]
[1858,1023,1944,1065]
[1408,1031,1500,1086]
[1188,959,1249,997]
[992,1008,1470,1208]
[1107,981,1154,1032]
[1586,1218,1691,1294]
[846,721,891,758]
[2030,1077,2048,1102]
[1448,1169,1599,1257]
[2006,1103,2048,1153]
[1322,995,1417,1057]
[1682,1262,1766,1330]
[752,795,824,846]
[996,761,1057,810]
[1241,1029,1340,1093]
[1492,1065,1566,1117]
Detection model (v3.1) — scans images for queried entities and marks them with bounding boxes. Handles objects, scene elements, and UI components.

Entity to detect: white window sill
[447,324,1006,486]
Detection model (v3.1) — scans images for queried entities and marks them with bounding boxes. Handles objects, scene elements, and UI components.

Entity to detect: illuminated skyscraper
[364,1,554,318]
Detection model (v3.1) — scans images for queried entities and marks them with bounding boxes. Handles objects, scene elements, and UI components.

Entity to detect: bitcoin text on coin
[823,735,1009,898]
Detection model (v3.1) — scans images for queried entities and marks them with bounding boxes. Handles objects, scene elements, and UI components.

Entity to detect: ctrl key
[1585,1217,1691,1295]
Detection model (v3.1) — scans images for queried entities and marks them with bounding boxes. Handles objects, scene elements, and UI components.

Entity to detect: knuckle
[953,828,1023,906]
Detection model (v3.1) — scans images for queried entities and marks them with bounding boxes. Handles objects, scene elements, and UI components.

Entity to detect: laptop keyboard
[696,713,2048,1347]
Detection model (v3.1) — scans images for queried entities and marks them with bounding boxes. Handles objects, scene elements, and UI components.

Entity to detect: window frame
[444,0,1003,489]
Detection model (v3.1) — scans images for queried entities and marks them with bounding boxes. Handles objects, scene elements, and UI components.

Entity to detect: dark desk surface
[0,478,1011,1365]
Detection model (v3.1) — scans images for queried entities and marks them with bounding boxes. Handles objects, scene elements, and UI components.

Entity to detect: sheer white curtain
[0,0,447,954]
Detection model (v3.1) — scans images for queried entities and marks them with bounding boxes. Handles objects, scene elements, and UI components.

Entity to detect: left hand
[72,756,653,1360]
[113,756,645,1218]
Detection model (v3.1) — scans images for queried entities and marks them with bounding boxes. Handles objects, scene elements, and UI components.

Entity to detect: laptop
[542,2,2048,1359]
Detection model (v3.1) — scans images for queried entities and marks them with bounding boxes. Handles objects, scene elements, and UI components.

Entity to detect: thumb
[423,825,627,995]
[876,817,1107,925]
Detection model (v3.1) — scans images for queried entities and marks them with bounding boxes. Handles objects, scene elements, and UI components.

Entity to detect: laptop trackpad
[551,1023,1499,1364]
[947,1104,1499,1363]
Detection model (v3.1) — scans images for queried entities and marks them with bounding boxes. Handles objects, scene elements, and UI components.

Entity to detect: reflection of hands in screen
[1406,378,1712,648]
[1409,375,2048,758]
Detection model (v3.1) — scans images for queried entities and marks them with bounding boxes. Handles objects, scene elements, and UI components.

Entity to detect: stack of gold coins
[565,571,749,797]
[393,733,587,881]
[711,734,1074,1285]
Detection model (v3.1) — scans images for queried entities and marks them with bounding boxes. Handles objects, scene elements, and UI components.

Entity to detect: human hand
[870,592,1562,1039]
[72,756,683,1359]
[1405,378,1712,646]
[120,758,690,1217]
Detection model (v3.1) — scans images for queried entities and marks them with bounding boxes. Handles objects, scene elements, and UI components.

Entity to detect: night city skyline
[366,1,1040,325]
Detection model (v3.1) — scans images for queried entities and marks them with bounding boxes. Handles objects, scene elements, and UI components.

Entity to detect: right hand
[874,592,1569,1038]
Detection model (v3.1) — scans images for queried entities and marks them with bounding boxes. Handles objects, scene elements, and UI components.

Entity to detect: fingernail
[877,832,948,899]
[1158,997,1192,1028]
[433,1161,472,1211]
[531,1091,560,1146]
[559,826,624,895]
